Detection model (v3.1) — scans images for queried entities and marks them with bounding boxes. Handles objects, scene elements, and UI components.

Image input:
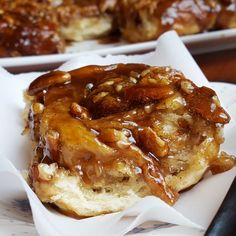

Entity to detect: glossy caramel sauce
[0,1,64,57]
[27,63,232,205]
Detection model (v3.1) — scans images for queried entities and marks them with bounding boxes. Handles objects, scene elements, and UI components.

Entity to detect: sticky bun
[24,64,235,217]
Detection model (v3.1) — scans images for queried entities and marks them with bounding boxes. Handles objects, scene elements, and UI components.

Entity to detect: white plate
[0,82,235,236]
[1,29,236,72]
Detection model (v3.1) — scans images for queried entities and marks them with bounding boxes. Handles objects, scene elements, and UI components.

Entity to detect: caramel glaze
[27,63,231,205]
[0,1,64,57]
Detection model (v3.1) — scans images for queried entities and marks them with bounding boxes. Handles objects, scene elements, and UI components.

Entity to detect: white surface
[0,31,235,236]
[0,29,236,69]
[0,81,235,236]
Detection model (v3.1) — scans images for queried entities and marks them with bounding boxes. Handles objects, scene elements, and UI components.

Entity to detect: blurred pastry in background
[0,0,116,57]
[0,0,64,57]
[217,0,236,28]
[116,0,220,42]
[0,0,236,57]
[57,0,116,42]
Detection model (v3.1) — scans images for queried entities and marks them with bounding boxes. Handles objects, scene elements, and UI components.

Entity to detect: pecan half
[125,85,174,104]
[28,71,71,96]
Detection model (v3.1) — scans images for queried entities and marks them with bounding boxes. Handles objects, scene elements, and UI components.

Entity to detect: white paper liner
[0,31,235,236]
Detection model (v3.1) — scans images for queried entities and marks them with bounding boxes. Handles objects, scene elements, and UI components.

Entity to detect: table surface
[194,49,236,84]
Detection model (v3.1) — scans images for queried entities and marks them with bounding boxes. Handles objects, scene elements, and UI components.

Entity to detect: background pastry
[57,0,115,42]
[116,0,220,42]
[1,0,236,56]
[0,0,63,57]
[217,0,236,28]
